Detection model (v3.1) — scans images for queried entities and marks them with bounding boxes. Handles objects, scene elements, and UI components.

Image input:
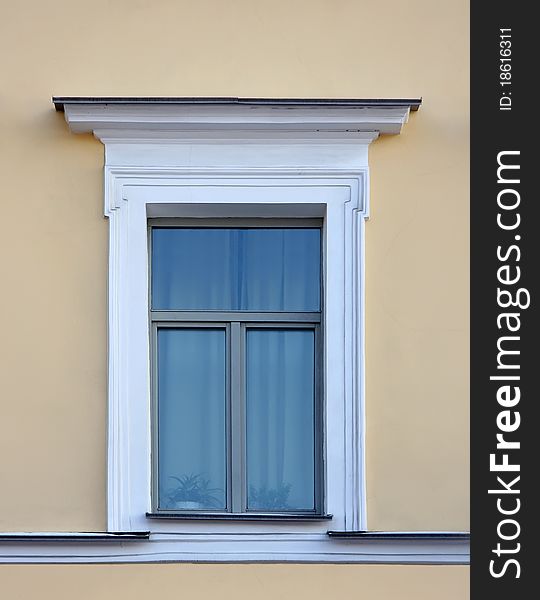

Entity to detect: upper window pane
[151,228,321,311]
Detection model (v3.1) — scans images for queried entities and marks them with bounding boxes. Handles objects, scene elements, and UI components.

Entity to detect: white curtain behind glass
[153,227,319,512]
[158,329,226,510]
[246,329,315,511]
[152,228,320,312]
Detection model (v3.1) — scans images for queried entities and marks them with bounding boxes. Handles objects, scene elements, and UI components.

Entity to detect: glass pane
[246,329,315,511]
[157,328,226,511]
[152,228,320,311]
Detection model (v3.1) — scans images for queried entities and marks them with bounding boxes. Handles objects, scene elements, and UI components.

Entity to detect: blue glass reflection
[157,328,226,511]
[246,329,315,511]
[152,228,320,311]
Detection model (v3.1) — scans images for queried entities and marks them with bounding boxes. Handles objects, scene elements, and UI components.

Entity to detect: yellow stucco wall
[1,564,469,599]
[1,0,468,549]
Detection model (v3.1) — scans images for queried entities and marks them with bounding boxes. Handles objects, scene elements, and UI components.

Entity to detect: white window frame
[107,172,367,540]
[2,99,470,563]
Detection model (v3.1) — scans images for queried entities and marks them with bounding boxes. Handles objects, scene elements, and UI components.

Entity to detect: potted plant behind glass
[165,474,222,510]
[249,483,292,511]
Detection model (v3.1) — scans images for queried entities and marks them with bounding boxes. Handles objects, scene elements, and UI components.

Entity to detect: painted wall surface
[1,564,469,599]
[0,0,469,542]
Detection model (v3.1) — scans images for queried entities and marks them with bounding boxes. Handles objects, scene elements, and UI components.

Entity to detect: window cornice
[54,96,420,137]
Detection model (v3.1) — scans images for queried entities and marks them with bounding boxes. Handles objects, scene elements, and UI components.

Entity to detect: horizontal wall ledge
[0,532,150,542]
[327,531,470,540]
[0,532,469,565]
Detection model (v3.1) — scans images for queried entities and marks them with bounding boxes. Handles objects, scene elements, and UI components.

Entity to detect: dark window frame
[148,218,324,517]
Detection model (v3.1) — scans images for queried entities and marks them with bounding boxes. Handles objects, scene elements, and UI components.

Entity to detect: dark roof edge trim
[53,97,422,112]
[327,531,470,540]
[0,532,150,542]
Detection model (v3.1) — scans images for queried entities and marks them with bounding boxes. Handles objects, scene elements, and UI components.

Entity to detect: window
[54,97,427,562]
[150,222,324,516]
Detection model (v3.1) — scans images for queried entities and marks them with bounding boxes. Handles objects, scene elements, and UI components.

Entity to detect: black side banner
[471,2,537,597]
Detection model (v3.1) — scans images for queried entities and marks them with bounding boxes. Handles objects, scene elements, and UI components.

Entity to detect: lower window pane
[246,329,316,511]
[157,328,227,511]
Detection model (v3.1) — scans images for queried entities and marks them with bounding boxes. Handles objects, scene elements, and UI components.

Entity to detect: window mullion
[230,322,246,513]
